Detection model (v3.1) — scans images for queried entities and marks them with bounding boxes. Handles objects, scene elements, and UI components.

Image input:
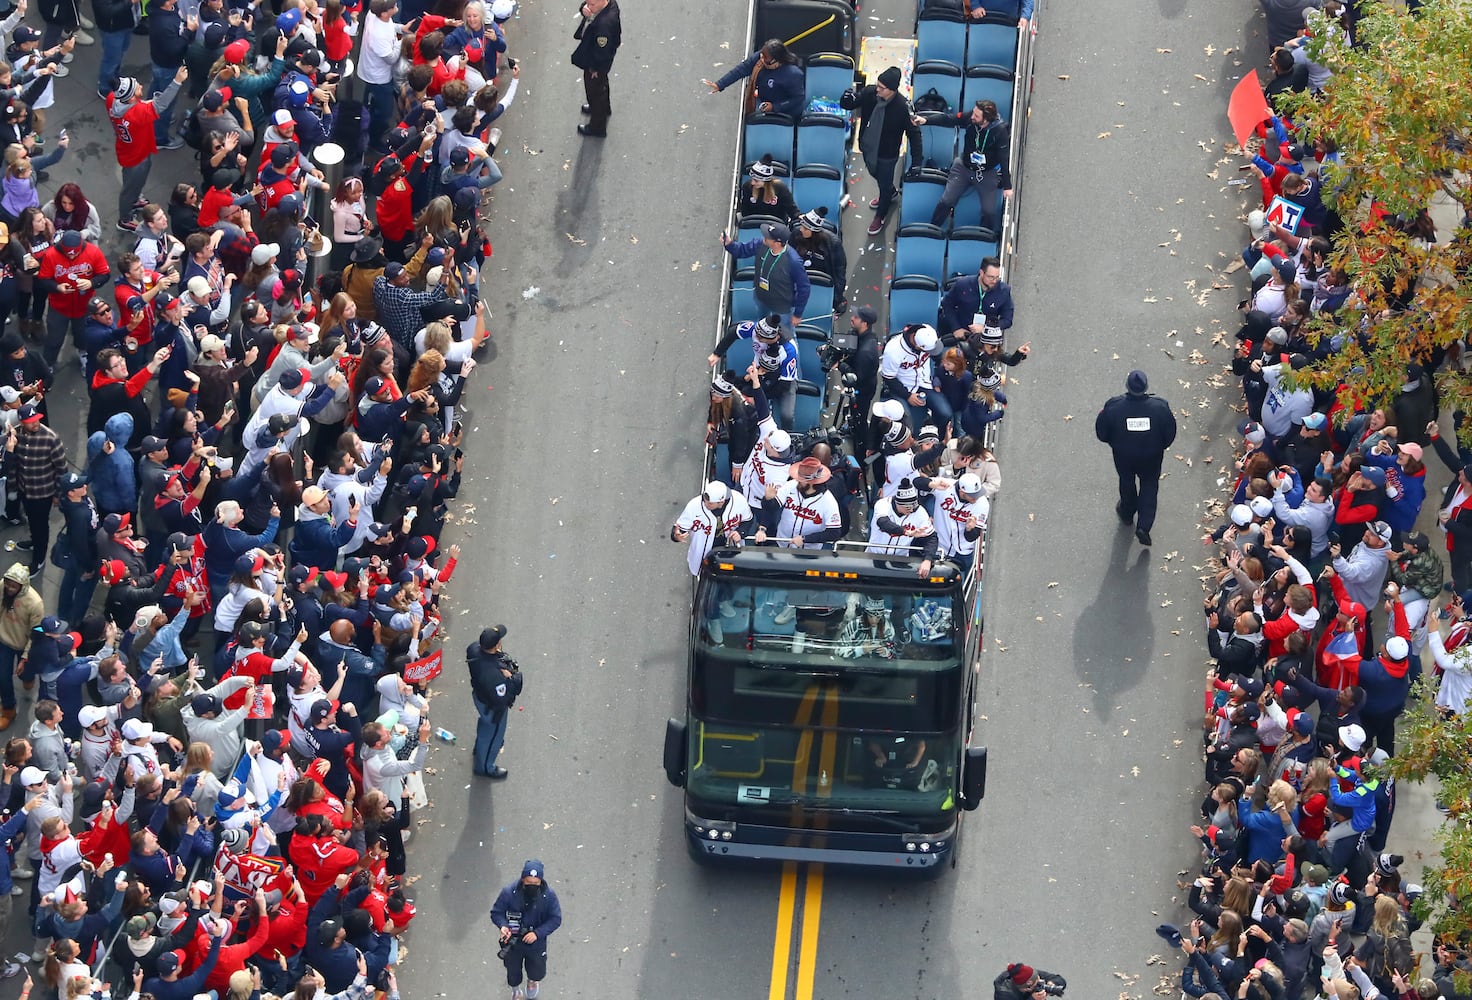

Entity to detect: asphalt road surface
[8,0,1270,994]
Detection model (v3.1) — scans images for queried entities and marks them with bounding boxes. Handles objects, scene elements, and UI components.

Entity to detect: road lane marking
[768,862,799,1000]
[795,865,824,1000]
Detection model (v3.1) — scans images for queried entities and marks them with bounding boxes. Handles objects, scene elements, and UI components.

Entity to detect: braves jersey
[882,451,921,499]
[879,335,934,392]
[931,487,989,557]
[107,94,162,168]
[773,482,842,546]
[866,497,935,555]
[735,321,800,383]
[739,413,790,506]
[674,493,753,577]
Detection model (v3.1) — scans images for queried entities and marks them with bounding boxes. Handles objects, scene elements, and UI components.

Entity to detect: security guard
[466,625,523,778]
[1094,370,1176,546]
[571,0,621,137]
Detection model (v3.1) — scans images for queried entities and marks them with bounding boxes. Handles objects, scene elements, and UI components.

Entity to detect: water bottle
[435,727,456,743]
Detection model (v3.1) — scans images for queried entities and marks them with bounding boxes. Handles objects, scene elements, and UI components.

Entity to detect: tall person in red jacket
[107,68,188,233]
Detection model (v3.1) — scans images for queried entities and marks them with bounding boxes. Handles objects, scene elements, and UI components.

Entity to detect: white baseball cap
[121,718,154,741]
[912,325,939,352]
[1249,496,1274,518]
[871,398,905,422]
[1230,503,1253,527]
[766,429,791,453]
[703,481,729,504]
[957,473,983,496]
[19,766,46,786]
[1384,636,1410,661]
[78,705,108,728]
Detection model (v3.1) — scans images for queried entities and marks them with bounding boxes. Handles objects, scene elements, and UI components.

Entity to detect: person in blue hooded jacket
[703,40,806,118]
[490,859,563,1000]
[85,412,137,518]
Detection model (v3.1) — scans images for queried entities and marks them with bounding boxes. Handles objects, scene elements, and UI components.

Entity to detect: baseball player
[866,478,937,577]
[671,481,753,577]
[736,368,795,511]
[757,458,843,549]
[927,472,989,574]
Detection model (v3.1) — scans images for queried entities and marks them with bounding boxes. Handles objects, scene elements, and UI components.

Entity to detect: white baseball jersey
[773,482,842,547]
[866,497,935,555]
[882,451,920,499]
[739,413,791,506]
[932,488,989,557]
[879,335,934,393]
[674,493,754,577]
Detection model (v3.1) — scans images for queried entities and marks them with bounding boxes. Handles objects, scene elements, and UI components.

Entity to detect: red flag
[1228,71,1272,149]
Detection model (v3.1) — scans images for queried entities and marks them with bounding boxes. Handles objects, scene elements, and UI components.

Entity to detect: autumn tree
[1284,0,1472,419]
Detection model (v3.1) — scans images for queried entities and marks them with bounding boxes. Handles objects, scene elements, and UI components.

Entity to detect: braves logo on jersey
[782,496,824,524]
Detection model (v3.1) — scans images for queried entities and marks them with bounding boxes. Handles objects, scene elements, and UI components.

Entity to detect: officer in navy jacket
[1095,370,1177,546]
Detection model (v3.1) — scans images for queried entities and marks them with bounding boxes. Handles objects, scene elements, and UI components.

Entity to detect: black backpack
[181,104,205,150]
[912,88,948,113]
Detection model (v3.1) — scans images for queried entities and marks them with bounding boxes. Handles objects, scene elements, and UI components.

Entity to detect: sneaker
[159,136,185,150]
[868,196,880,209]
[12,540,31,551]
[866,214,886,236]
[50,65,68,77]
[1135,527,1152,547]
[2,515,22,526]
[526,983,540,1000]
[61,52,73,63]
[718,600,736,617]
[708,619,724,644]
[116,219,139,233]
[6,886,20,898]
[133,197,150,209]
[72,29,95,43]
[29,947,44,963]
[78,14,95,27]
[773,605,796,625]
[0,961,15,978]
[511,989,525,1000]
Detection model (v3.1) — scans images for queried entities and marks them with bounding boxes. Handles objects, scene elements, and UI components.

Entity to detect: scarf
[859,93,892,172]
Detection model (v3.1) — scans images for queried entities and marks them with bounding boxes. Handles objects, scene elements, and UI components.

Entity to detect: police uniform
[571,0,621,136]
[1094,370,1177,545]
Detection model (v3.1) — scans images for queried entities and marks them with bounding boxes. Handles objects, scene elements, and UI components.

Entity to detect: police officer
[1095,370,1176,547]
[571,0,621,137]
[490,859,564,1000]
[466,625,523,778]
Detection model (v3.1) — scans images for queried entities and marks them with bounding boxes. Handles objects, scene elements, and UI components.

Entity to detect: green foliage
[1390,681,1472,944]
[1276,0,1472,434]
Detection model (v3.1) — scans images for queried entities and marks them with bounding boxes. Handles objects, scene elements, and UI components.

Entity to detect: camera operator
[490,860,563,1000]
[994,963,1066,1000]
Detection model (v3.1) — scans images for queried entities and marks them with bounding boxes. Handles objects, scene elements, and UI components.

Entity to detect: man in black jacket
[570,0,620,137]
[146,0,190,148]
[930,99,1012,233]
[840,66,923,237]
[1095,369,1177,546]
[466,625,522,779]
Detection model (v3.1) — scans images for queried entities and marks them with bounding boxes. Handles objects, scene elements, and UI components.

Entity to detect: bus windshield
[696,576,961,675]
[685,721,960,818]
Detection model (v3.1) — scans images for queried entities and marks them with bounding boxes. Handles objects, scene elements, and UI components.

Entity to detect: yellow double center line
[768,685,838,1000]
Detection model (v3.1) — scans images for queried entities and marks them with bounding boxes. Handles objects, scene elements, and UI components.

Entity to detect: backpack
[912,88,948,113]
[182,105,205,150]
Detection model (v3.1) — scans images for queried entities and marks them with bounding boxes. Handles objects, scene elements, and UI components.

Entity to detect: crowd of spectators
[1161,2,1472,998]
[0,0,520,995]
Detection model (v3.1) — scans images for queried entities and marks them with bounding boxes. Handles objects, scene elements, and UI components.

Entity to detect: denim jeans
[472,696,508,775]
[0,643,18,709]
[149,63,179,144]
[56,567,98,623]
[364,81,398,151]
[98,29,133,95]
[43,310,85,369]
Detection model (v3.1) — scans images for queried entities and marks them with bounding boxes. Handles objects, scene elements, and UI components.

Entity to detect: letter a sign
[1264,196,1305,235]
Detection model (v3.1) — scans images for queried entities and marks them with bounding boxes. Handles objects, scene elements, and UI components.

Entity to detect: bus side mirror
[663,718,688,788]
[961,746,987,811]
